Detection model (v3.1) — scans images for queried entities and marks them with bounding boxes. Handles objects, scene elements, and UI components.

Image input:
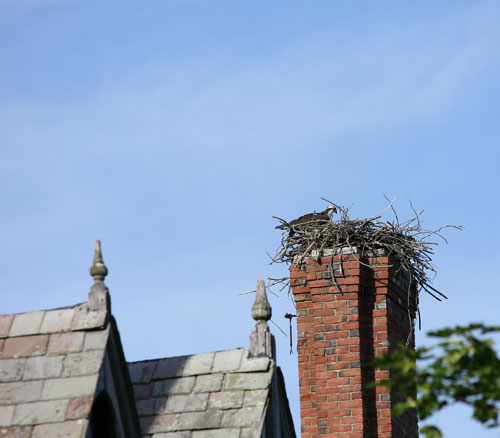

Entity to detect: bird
[275,206,337,230]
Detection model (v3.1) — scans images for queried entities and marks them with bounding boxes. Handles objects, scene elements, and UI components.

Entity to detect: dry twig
[271,200,462,317]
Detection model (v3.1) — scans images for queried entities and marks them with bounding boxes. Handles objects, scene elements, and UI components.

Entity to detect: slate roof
[128,348,275,438]
[0,302,109,438]
[0,243,295,438]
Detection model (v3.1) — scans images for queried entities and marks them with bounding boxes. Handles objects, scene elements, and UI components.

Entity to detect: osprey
[275,206,337,230]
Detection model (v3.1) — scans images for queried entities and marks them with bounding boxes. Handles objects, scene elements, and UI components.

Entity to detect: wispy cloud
[2,1,498,165]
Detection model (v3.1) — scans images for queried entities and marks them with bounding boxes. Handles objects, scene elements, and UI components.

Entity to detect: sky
[1,0,500,436]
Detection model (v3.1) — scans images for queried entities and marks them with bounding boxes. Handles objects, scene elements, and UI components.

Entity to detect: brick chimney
[291,248,418,438]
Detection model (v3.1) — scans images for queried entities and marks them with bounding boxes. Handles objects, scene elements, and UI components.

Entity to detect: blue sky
[1,1,500,436]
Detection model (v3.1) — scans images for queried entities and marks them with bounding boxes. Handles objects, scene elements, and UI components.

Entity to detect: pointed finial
[251,278,272,321]
[89,240,108,283]
[249,278,274,358]
[88,240,110,312]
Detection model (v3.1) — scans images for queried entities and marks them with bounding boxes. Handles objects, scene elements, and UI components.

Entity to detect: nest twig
[270,198,461,313]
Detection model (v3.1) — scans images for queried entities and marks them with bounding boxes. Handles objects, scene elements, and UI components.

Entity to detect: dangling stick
[284,313,297,354]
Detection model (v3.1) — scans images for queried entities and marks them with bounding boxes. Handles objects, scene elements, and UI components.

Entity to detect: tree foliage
[374,323,500,438]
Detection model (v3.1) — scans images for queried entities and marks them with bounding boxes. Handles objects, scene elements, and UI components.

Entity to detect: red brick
[316,387,340,395]
[296,301,312,309]
[306,264,327,272]
[340,400,363,409]
[338,322,359,330]
[376,256,390,264]
[342,254,361,262]
[309,279,331,287]
[375,270,389,279]
[339,369,362,377]
[324,301,347,309]
[341,415,364,424]
[336,277,360,285]
[292,252,418,438]
[325,331,348,339]
[312,294,333,302]
[374,279,389,287]
[336,338,360,346]
[346,268,361,276]
[290,270,307,278]
[323,316,346,324]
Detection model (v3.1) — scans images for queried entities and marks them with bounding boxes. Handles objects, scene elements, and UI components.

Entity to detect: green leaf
[373,322,500,434]
[420,425,443,438]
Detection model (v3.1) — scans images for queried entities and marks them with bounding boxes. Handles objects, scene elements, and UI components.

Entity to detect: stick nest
[271,199,461,303]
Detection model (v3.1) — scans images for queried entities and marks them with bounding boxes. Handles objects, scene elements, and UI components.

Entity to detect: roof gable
[0,302,109,437]
[1,246,295,438]
[129,349,275,438]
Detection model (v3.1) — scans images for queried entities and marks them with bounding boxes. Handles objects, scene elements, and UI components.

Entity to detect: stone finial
[251,278,272,321]
[88,240,110,311]
[249,279,274,358]
[89,240,108,282]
